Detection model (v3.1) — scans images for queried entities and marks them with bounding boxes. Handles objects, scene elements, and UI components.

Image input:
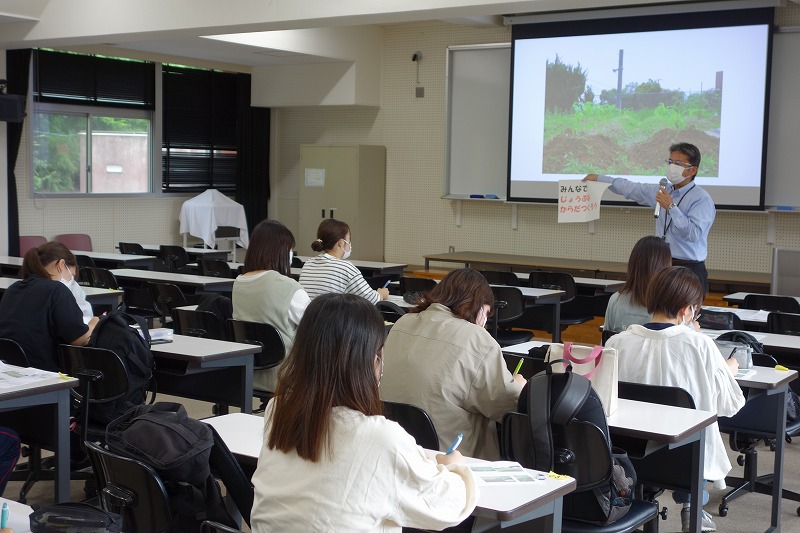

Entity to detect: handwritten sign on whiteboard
[557,180,610,223]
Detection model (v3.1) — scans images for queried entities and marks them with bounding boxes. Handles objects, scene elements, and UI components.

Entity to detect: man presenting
[584,142,715,293]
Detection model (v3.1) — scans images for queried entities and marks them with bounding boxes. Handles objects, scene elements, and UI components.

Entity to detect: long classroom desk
[111,268,234,294]
[0,369,78,503]
[0,255,23,277]
[724,292,800,307]
[0,277,123,308]
[138,244,229,261]
[204,412,577,532]
[72,250,157,269]
[150,334,260,414]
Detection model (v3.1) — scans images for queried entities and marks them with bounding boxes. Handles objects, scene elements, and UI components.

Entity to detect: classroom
[0,1,799,532]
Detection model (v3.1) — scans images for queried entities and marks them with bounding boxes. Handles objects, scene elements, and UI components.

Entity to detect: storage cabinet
[299,144,386,261]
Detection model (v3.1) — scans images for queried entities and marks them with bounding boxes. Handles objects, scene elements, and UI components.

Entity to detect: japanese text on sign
[557,180,610,223]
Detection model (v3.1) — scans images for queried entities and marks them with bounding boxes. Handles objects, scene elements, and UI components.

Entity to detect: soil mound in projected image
[543,128,720,177]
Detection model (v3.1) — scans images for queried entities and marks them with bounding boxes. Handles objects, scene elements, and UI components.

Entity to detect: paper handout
[557,180,610,223]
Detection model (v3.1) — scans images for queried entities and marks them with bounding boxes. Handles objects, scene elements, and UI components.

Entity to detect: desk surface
[204,412,576,523]
[425,251,622,273]
[0,367,78,401]
[73,251,155,261]
[0,255,24,267]
[702,328,800,354]
[607,399,716,444]
[111,268,234,288]
[150,334,261,362]
[139,244,229,256]
[724,292,800,305]
[0,277,122,302]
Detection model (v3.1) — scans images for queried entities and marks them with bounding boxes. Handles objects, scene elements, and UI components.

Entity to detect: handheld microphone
[654,178,669,218]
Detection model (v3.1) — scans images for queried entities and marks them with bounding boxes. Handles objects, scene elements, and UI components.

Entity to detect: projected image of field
[541,55,721,176]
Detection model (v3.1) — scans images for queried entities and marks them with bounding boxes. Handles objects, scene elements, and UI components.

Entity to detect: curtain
[5,49,32,257]
[235,73,270,231]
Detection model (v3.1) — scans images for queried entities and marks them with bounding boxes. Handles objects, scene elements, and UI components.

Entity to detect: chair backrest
[55,233,93,252]
[198,259,233,278]
[479,270,519,286]
[148,282,188,320]
[767,311,800,336]
[601,328,619,346]
[173,309,228,340]
[381,400,440,450]
[618,381,696,409]
[528,271,577,302]
[490,286,526,323]
[75,254,96,269]
[119,242,146,255]
[398,277,436,294]
[87,267,120,290]
[228,319,286,370]
[376,300,406,323]
[19,235,47,256]
[159,245,190,271]
[741,294,800,313]
[0,337,30,367]
[85,441,172,533]
[698,309,743,330]
[207,425,254,527]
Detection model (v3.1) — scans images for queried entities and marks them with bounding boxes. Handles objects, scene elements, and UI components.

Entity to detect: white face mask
[342,240,352,260]
[476,305,489,328]
[666,164,686,185]
[60,266,93,323]
[288,250,294,266]
[682,306,695,327]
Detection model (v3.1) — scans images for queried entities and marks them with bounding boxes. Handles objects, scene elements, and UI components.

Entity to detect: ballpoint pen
[382,279,392,289]
[1,501,8,528]
[445,433,463,454]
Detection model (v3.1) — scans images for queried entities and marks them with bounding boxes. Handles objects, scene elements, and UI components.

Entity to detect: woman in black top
[0,242,98,371]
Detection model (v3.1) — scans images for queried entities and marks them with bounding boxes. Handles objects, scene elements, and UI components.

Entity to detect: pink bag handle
[562,342,604,379]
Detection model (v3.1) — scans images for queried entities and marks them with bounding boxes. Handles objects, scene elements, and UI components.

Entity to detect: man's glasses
[665,159,694,169]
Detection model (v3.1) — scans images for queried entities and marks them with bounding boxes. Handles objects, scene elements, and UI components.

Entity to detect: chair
[173,309,228,340]
[489,286,533,347]
[741,294,800,314]
[381,400,440,450]
[85,441,172,533]
[376,300,406,323]
[19,235,47,256]
[698,309,744,330]
[87,267,120,290]
[717,352,800,517]
[398,277,437,294]
[767,311,800,336]
[119,242,146,255]
[529,271,595,332]
[159,245,193,273]
[198,259,233,278]
[207,425,255,526]
[601,328,620,346]
[55,233,93,251]
[122,287,162,327]
[228,319,286,412]
[148,282,189,327]
[501,412,659,532]
[479,270,520,286]
[291,255,304,268]
[0,338,29,367]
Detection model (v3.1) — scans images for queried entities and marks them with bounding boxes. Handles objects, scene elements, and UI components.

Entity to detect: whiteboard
[445,33,800,207]
[445,44,510,199]
[765,31,800,208]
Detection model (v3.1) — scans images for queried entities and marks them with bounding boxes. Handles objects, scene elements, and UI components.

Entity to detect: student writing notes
[250,293,477,532]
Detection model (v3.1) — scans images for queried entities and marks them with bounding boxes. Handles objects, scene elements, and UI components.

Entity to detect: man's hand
[655,187,673,210]
[583,174,598,182]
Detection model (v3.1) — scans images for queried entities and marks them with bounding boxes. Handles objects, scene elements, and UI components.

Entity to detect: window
[162,65,241,193]
[31,50,155,195]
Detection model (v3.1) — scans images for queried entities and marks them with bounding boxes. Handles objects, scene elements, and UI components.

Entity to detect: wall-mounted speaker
[0,95,26,123]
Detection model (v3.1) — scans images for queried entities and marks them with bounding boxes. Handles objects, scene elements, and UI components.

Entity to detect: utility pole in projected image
[613,49,623,109]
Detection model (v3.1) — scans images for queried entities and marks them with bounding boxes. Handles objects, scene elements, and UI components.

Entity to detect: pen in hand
[445,433,463,455]
[513,358,524,375]
[382,279,392,289]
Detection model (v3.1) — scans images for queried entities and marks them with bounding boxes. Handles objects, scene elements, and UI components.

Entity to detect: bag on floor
[106,402,236,533]
[30,502,122,532]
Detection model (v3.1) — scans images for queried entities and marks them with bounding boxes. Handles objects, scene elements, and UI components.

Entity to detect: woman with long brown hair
[0,242,97,371]
[250,293,477,531]
[381,268,526,460]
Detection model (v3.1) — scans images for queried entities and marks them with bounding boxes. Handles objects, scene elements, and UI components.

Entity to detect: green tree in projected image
[541,59,722,177]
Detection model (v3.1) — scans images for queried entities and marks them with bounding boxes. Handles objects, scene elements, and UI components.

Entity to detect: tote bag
[546,342,619,416]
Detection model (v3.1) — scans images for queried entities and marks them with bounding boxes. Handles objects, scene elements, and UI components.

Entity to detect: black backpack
[106,402,237,533]
[86,303,154,424]
[716,330,765,355]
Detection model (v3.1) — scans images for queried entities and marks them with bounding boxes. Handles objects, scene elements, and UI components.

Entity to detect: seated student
[0,242,98,371]
[380,268,526,460]
[604,236,672,333]
[0,427,20,496]
[233,219,310,392]
[606,266,745,532]
[250,293,477,532]
[299,218,388,304]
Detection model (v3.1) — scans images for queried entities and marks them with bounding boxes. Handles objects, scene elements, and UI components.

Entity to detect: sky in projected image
[510,24,769,189]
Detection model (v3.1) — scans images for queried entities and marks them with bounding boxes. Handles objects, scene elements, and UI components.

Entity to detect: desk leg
[55,390,70,503]
[425,258,430,270]
[240,355,254,415]
[551,301,561,343]
[767,387,787,533]
[688,429,706,533]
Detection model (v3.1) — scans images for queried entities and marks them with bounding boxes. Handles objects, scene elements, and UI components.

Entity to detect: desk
[150,335,259,414]
[111,268,234,294]
[724,292,800,307]
[204,412,576,532]
[702,305,769,329]
[424,251,620,276]
[72,251,156,269]
[0,255,23,277]
[138,244,230,261]
[0,370,78,503]
[296,255,407,277]
[0,277,123,308]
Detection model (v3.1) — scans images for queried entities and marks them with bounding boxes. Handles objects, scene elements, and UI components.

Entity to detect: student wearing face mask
[233,219,310,393]
[380,269,526,460]
[606,266,744,532]
[299,218,388,304]
[0,242,99,372]
[583,142,715,293]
